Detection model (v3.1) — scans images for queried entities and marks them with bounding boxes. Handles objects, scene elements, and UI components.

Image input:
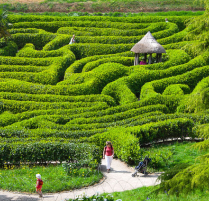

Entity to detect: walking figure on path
[103,141,114,173]
[36,174,43,198]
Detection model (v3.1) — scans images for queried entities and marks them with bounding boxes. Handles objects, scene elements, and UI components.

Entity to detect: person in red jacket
[36,174,43,198]
[103,141,114,173]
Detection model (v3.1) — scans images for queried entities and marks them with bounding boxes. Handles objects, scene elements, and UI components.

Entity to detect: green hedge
[12,32,57,49]
[89,127,140,163]
[118,118,194,144]
[64,51,133,75]
[140,65,209,99]
[1,99,107,113]
[82,57,134,72]
[102,52,206,104]
[0,141,101,166]
[0,41,18,57]
[8,15,189,30]
[0,92,116,105]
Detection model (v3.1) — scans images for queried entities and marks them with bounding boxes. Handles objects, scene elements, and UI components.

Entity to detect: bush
[0,141,101,166]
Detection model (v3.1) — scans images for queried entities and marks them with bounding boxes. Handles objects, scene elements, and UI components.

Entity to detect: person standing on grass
[36,174,43,198]
[103,141,114,173]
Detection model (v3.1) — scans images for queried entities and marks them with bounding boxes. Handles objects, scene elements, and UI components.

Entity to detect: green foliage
[0,141,101,166]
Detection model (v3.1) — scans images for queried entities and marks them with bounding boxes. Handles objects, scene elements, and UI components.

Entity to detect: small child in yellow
[36,174,43,198]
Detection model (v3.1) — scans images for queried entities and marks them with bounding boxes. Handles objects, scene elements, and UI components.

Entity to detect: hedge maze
[1,14,209,168]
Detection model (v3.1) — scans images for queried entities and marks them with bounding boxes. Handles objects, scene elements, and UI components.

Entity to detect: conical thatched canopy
[131,31,166,54]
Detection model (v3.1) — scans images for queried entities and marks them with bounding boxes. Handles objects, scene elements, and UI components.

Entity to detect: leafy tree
[0,9,11,42]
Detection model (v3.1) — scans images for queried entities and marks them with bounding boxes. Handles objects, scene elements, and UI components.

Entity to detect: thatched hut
[131,31,166,65]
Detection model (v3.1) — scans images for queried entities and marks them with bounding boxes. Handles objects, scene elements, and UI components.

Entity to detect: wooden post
[134,53,139,65]
[148,53,152,64]
[144,53,147,63]
[159,53,162,62]
[156,53,159,63]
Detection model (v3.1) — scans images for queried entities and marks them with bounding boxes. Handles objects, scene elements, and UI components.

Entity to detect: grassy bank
[0,164,103,193]
[0,0,205,13]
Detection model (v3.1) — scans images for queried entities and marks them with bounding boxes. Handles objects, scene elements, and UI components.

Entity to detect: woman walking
[103,141,114,173]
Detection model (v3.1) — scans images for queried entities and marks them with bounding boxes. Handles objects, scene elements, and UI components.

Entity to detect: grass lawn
[139,141,208,172]
[109,185,209,201]
[0,164,103,193]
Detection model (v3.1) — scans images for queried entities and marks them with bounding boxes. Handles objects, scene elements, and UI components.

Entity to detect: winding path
[0,159,160,201]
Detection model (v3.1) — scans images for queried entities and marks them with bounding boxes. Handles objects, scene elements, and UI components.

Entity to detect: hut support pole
[134,53,139,65]
[156,53,159,63]
[159,53,162,62]
[148,54,152,64]
[144,53,147,63]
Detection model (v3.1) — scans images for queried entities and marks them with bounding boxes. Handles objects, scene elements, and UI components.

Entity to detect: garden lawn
[140,141,209,172]
[0,164,103,193]
[108,185,209,201]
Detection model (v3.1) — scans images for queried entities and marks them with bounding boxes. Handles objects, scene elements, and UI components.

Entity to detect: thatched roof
[131,31,166,54]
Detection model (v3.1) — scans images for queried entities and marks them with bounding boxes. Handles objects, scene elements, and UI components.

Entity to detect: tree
[0,9,11,42]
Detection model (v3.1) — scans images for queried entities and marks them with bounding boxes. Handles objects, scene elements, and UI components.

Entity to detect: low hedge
[0,92,116,106]
[0,104,110,127]
[69,43,133,59]
[117,118,194,145]
[0,41,18,57]
[102,53,206,104]
[8,15,189,30]
[1,99,107,113]
[64,51,133,75]
[12,32,57,50]
[162,84,191,95]
[177,72,209,113]
[57,23,152,36]
[0,65,47,73]
[89,127,140,163]
[140,65,209,100]
[53,104,169,125]
[82,57,134,72]
[0,141,101,166]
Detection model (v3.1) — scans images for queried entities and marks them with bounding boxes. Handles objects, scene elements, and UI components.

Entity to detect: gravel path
[0,159,160,201]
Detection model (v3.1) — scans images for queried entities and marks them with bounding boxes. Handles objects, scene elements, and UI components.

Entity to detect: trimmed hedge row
[89,127,140,163]
[0,104,110,128]
[0,92,116,105]
[1,111,209,139]
[12,20,144,33]
[0,141,101,166]
[0,41,18,57]
[57,23,152,36]
[8,15,189,30]
[88,117,194,162]
[12,32,57,49]
[0,45,76,84]
[140,65,209,99]
[119,118,195,144]
[64,51,133,75]
[0,99,107,113]
[4,104,167,130]
[0,65,47,73]
[102,52,206,104]
[162,84,190,95]
[82,57,134,72]
[69,43,133,59]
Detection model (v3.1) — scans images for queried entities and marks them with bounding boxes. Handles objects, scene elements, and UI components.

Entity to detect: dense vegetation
[0,5,209,196]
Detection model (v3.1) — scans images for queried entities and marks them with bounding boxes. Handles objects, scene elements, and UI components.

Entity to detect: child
[36,174,43,198]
